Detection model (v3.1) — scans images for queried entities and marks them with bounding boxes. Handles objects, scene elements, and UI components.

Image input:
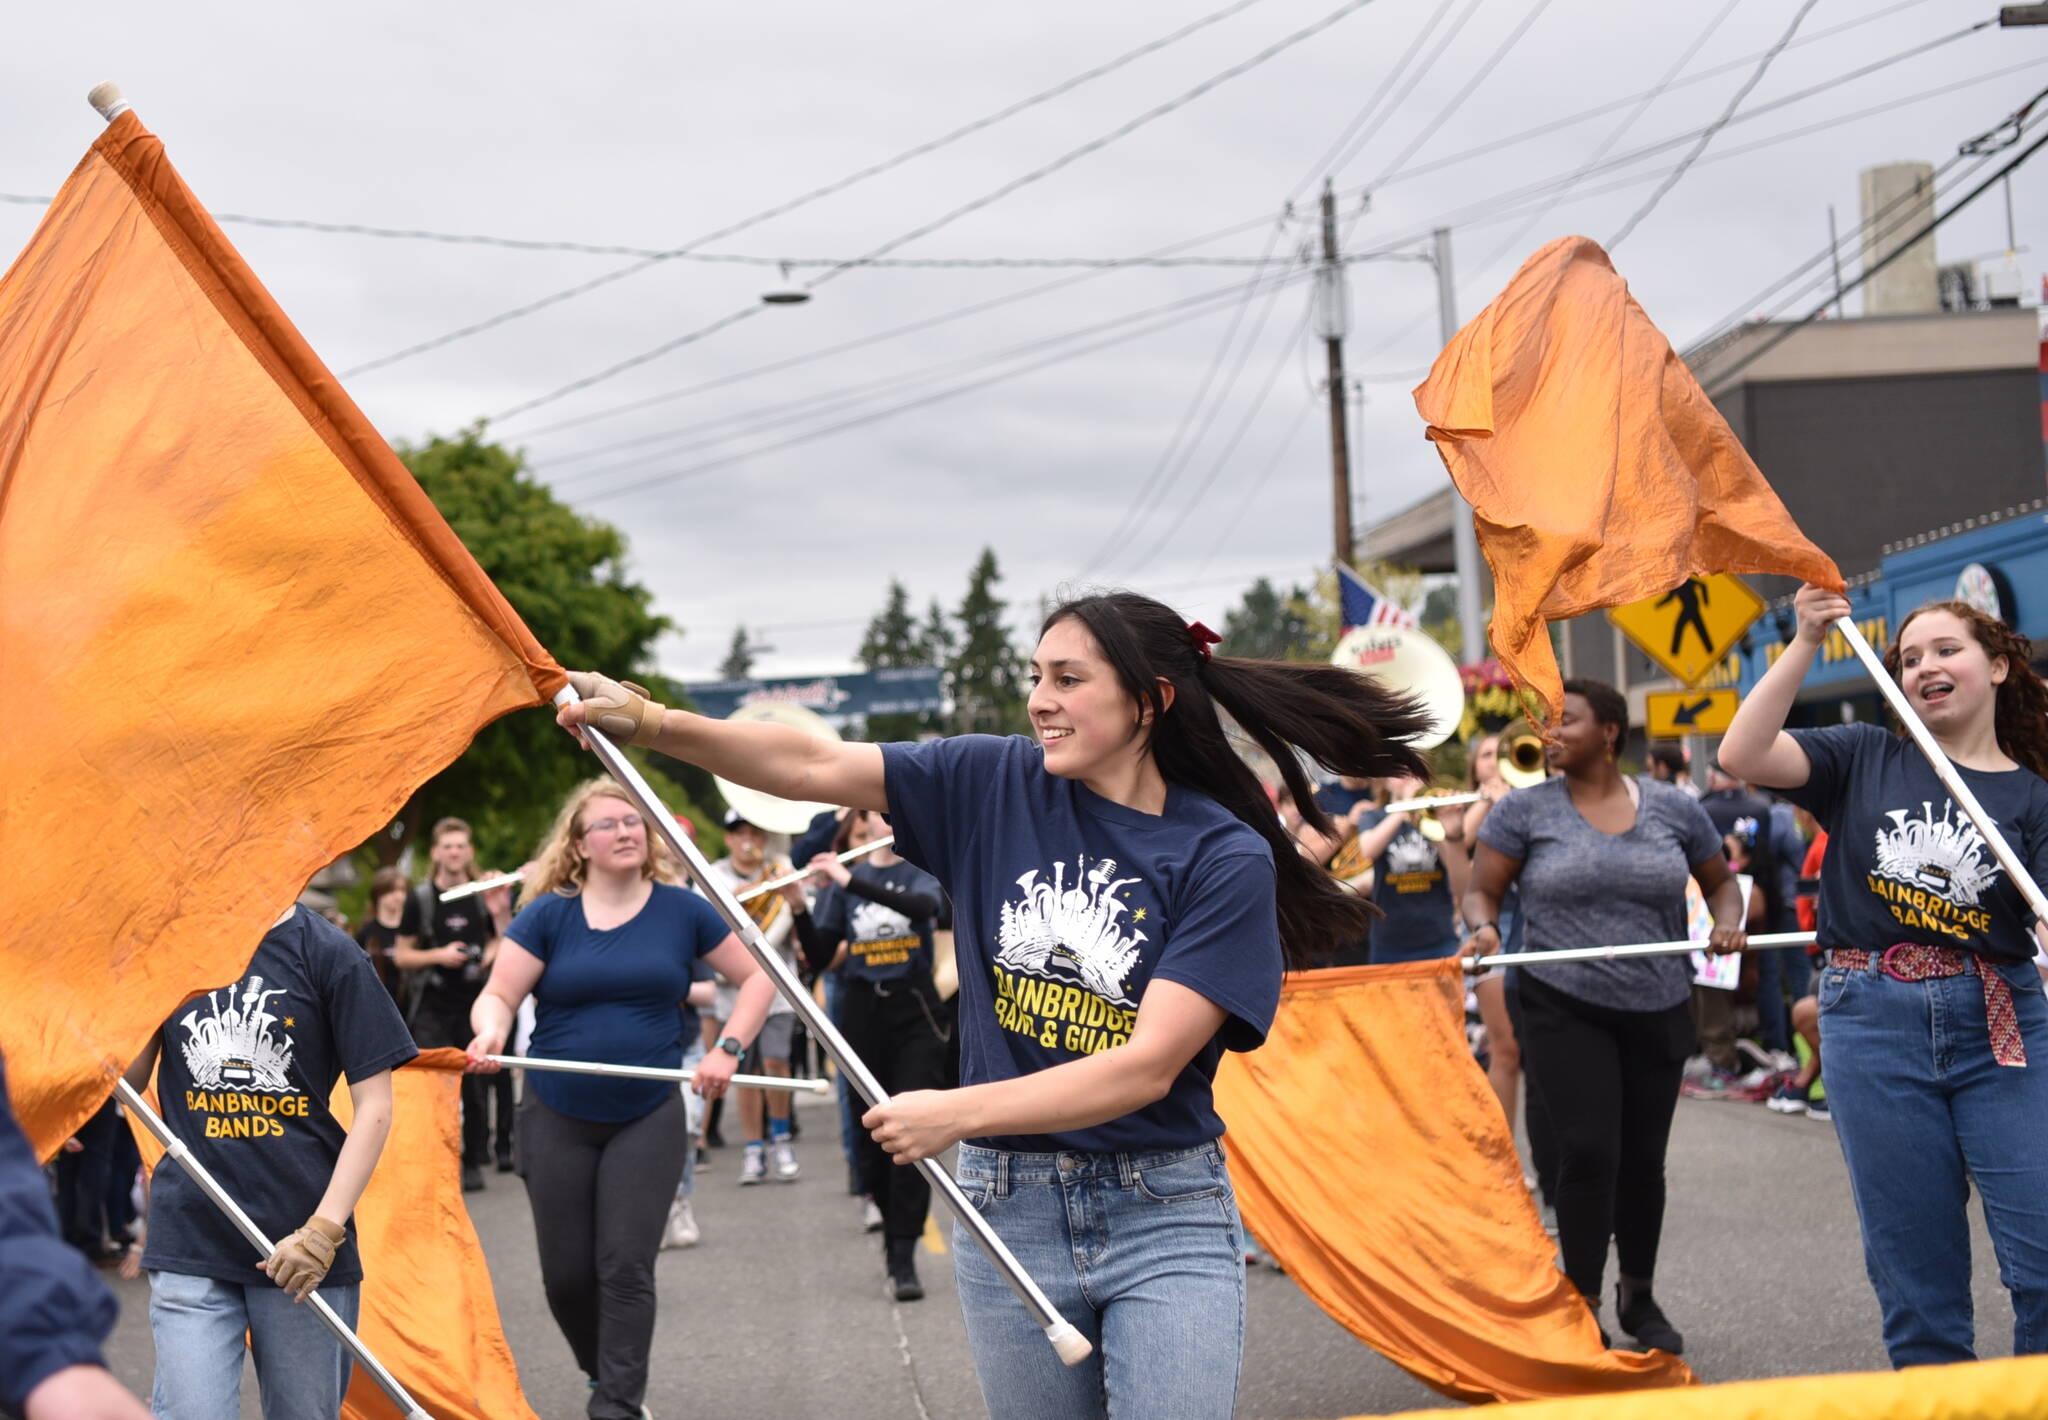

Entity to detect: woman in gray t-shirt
[1463,680,1745,1357]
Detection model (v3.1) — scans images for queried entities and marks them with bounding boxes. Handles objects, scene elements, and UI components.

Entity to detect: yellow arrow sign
[1644,688,1739,739]
[1608,573,1766,686]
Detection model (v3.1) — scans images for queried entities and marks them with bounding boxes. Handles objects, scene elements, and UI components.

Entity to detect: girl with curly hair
[1721,585,2048,1367]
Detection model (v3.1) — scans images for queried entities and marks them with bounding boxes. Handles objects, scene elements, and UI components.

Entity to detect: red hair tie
[1187,620,1222,661]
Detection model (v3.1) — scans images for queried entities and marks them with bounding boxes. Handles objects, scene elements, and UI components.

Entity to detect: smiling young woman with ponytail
[558,589,1430,1419]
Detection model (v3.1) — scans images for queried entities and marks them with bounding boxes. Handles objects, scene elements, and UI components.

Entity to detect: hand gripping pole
[115,1081,432,1420]
[560,688,1092,1365]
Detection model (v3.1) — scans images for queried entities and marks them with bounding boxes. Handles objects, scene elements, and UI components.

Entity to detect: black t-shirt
[813,860,943,985]
[1776,723,2048,962]
[142,907,417,1287]
[352,919,405,1002]
[1699,789,1783,919]
[406,882,497,1024]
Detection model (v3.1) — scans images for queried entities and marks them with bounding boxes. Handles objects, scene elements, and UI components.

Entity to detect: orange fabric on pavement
[129,1051,537,1420]
[1411,236,1842,721]
[1361,1352,2048,1420]
[1215,961,1695,1405]
[0,109,564,1156]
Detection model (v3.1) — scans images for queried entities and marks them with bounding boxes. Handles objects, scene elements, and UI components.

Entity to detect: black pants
[839,979,950,1243]
[1504,973,1560,1206]
[1515,971,1690,1301]
[54,1099,120,1253]
[463,1069,514,1166]
[517,1089,687,1420]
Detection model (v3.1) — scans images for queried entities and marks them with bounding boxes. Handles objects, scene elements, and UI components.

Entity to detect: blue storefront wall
[1732,511,2048,704]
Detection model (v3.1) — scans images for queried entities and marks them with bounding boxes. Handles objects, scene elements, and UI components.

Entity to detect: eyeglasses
[582,814,644,837]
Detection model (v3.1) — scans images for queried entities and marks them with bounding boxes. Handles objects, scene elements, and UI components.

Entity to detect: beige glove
[263,1215,346,1300]
[567,671,668,747]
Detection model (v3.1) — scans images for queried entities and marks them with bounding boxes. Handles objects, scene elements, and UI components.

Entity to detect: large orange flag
[131,1051,538,1420]
[0,106,565,1156]
[1411,236,1842,720]
[1215,961,1694,1405]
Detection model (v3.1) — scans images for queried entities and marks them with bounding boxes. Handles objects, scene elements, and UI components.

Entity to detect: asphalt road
[98,1092,2013,1418]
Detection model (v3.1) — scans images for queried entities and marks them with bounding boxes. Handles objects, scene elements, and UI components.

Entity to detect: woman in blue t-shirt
[1722,586,2048,1369]
[789,808,952,1303]
[464,780,780,1420]
[559,591,1432,1419]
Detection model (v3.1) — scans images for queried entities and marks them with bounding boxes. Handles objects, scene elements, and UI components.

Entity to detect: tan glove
[567,671,667,747]
[262,1215,346,1300]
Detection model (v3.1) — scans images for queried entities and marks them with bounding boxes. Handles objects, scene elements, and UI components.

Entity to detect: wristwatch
[714,1035,747,1058]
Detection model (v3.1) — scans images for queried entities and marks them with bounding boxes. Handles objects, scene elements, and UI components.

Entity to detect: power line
[487,0,1384,428]
[336,0,1280,379]
[1357,0,1558,191]
[1328,0,1494,185]
[569,267,1317,505]
[1607,0,1825,249]
[1702,120,2048,399]
[1293,0,1464,202]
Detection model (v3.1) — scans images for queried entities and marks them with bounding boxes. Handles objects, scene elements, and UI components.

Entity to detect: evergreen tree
[719,626,755,680]
[919,598,956,667]
[857,578,927,741]
[949,549,1027,735]
[1221,576,1315,661]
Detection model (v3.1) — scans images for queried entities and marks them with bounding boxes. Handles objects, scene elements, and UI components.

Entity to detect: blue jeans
[1819,953,2048,1367]
[952,1141,1245,1420]
[148,1269,361,1419]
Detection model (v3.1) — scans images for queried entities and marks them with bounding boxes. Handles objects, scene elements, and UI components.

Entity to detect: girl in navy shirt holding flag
[562,590,1430,1419]
[1722,585,2048,1368]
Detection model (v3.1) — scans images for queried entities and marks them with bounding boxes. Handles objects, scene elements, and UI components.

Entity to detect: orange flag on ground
[0,108,565,1156]
[1411,236,1842,721]
[1365,1352,2048,1420]
[130,1051,538,1420]
[1214,961,1694,1405]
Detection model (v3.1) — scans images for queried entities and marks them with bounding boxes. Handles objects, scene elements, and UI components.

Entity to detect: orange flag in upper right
[1412,235,1844,721]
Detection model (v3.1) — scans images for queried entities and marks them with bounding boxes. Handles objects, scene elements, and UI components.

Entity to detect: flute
[736,836,894,902]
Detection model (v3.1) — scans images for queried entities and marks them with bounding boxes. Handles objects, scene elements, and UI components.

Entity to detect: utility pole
[1432,227,1487,666]
[1318,182,1354,570]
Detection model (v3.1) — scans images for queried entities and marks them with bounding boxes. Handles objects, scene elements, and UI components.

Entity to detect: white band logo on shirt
[1872,802,2001,909]
[178,976,297,1093]
[996,857,1146,1008]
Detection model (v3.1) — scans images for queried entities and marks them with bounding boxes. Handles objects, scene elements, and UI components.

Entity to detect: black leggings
[517,1089,687,1420]
[838,979,950,1243]
[1515,971,1690,1301]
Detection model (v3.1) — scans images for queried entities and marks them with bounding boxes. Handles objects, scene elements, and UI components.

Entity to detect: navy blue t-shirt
[506,884,731,1122]
[1776,723,2048,962]
[1353,806,1459,959]
[814,859,942,985]
[143,907,417,1287]
[882,734,1282,1154]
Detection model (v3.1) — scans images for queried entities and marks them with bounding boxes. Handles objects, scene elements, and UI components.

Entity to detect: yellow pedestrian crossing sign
[1608,574,1766,687]
[1645,688,1739,739]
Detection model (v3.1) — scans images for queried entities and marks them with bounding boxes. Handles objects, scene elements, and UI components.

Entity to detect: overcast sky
[5,1,2041,680]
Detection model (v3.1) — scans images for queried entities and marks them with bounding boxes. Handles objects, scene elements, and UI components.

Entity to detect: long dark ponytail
[1042,591,1434,969]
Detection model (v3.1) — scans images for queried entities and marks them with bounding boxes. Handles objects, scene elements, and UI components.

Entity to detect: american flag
[1335,562,1417,631]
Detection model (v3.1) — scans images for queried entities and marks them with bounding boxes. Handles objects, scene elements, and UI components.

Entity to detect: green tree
[949,549,1027,735]
[375,428,677,874]
[920,598,955,667]
[857,578,928,741]
[719,626,756,680]
[1221,576,1315,660]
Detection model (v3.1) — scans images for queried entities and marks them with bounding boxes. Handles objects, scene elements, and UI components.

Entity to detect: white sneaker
[739,1145,767,1185]
[862,1196,884,1232]
[769,1140,801,1181]
[662,1198,699,1248]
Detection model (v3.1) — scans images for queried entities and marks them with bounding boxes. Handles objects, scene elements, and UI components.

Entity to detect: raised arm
[559,673,888,812]
[1719,584,1850,790]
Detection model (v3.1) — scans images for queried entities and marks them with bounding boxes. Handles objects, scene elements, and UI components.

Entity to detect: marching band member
[557,590,1429,1419]
[1721,588,2048,1367]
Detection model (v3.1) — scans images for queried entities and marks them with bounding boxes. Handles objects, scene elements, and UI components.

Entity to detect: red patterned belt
[1829,945,2027,1068]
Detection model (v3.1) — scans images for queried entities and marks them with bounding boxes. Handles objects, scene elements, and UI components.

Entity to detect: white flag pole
[1465,931,1814,973]
[115,1081,431,1420]
[1833,615,2048,924]
[487,1054,829,1094]
[559,690,1092,1366]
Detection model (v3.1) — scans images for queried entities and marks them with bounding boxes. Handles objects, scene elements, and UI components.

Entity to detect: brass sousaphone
[714,700,843,835]
[1322,623,1468,881]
